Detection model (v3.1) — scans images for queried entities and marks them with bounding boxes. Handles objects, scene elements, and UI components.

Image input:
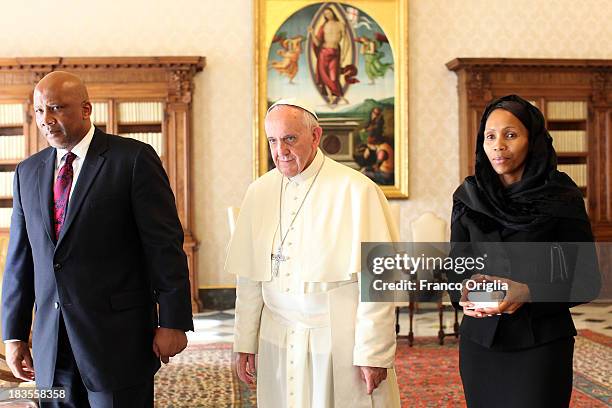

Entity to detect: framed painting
[254,0,409,198]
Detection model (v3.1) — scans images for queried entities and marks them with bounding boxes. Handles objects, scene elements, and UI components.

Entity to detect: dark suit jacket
[448,204,600,351]
[1,128,194,391]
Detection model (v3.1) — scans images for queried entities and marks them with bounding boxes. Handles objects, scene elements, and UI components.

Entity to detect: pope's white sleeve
[353,274,397,368]
[233,276,264,354]
[351,181,398,367]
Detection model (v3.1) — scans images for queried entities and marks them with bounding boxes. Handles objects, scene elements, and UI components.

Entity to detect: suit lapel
[56,129,108,248]
[37,148,57,244]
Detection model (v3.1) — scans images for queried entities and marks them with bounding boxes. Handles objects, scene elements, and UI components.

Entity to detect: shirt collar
[289,148,324,185]
[56,124,95,168]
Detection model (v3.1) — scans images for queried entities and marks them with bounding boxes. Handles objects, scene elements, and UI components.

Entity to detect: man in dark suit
[1,71,193,407]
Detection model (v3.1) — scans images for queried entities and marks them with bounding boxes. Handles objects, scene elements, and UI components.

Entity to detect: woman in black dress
[450,95,600,408]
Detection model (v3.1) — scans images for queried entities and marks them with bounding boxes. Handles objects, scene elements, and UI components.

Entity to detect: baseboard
[198,288,236,311]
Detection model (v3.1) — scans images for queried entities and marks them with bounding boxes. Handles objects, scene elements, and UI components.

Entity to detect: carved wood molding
[0,56,205,71]
[449,59,612,102]
[0,57,205,88]
[465,69,492,105]
[168,70,194,104]
[591,71,609,106]
[446,58,612,71]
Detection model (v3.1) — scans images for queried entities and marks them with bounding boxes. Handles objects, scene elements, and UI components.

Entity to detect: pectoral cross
[271,247,287,277]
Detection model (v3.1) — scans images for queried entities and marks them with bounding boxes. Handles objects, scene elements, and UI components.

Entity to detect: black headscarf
[453,94,588,231]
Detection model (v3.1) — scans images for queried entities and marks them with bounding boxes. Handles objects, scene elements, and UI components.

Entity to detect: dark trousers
[40,315,154,408]
[459,335,574,408]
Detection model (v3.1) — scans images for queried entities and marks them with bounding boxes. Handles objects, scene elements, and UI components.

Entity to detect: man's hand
[5,341,35,381]
[358,366,387,394]
[152,328,187,364]
[235,352,256,385]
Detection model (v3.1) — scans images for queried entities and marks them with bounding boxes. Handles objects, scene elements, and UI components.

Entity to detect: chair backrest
[227,207,240,236]
[411,212,447,242]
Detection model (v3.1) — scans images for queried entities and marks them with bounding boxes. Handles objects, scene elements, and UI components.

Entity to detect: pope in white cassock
[225,99,401,408]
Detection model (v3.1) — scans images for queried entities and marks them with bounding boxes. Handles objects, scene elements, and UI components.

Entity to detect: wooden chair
[396,212,459,345]
[414,212,458,345]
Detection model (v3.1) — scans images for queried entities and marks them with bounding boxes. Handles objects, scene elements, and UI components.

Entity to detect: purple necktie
[53,152,77,240]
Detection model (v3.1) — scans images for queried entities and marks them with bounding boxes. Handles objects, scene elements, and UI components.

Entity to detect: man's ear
[82,101,92,120]
[312,126,323,146]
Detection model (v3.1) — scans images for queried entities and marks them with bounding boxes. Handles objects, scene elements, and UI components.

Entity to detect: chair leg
[437,300,445,345]
[395,306,400,335]
[408,301,415,347]
[454,309,460,338]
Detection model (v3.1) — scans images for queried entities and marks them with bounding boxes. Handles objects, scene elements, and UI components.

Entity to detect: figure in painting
[308,7,358,105]
[269,34,305,84]
[356,33,394,84]
[361,106,384,140]
[355,107,394,185]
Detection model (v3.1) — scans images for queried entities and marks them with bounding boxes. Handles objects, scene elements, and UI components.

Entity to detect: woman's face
[483,109,529,187]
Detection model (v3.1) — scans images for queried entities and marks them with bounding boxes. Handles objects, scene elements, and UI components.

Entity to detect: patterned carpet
[394,330,611,407]
[153,330,610,407]
[154,343,255,408]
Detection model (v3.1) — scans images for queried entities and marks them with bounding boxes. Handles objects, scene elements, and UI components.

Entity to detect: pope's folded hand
[359,366,387,394]
[235,352,257,385]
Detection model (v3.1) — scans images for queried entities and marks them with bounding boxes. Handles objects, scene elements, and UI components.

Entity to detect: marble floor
[188,303,612,345]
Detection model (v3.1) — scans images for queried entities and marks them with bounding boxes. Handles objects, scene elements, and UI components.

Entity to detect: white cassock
[225,149,401,408]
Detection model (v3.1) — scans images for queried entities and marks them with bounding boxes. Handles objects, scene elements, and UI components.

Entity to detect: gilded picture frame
[254,0,409,198]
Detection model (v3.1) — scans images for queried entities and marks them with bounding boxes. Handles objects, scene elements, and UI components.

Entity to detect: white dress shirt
[54,124,96,200]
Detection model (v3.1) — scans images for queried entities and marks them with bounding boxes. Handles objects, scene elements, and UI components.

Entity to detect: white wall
[1,0,610,287]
